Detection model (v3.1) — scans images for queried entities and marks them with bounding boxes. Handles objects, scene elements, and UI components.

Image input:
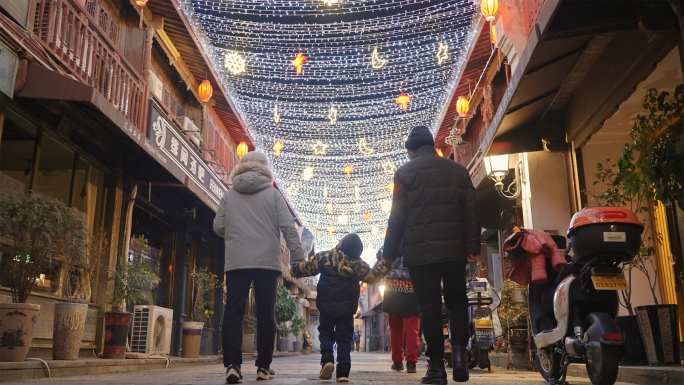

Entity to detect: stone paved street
[5,352,636,385]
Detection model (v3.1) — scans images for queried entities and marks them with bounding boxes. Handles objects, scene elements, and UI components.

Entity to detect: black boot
[452,345,469,382]
[420,358,447,385]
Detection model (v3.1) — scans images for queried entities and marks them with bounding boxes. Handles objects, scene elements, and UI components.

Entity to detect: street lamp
[483,154,524,199]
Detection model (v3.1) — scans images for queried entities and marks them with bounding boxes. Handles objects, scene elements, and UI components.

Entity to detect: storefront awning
[480,0,676,156]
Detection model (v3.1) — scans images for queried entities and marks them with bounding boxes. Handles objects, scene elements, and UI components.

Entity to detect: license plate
[474,319,493,329]
[591,276,628,290]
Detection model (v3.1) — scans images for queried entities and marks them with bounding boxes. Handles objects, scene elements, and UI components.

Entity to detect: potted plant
[368,333,381,352]
[589,86,683,366]
[182,266,217,358]
[289,316,306,353]
[0,192,86,362]
[51,223,101,360]
[274,285,296,352]
[104,259,158,358]
[241,314,257,353]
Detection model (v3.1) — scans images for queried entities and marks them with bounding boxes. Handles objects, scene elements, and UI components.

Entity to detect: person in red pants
[378,247,421,373]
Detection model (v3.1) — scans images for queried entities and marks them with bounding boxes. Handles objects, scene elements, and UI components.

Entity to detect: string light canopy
[180,0,479,254]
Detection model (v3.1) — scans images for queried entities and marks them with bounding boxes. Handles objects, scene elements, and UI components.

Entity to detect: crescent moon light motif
[371,47,387,69]
[358,138,375,154]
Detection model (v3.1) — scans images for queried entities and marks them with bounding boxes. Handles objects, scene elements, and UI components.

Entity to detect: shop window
[33,133,76,207]
[71,158,107,233]
[0,111,37,195]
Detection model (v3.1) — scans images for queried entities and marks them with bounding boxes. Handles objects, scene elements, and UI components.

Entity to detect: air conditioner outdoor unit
[177,116,202,148]
[131,305,174,356]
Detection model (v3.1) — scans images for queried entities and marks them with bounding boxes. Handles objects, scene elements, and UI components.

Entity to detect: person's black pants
[222,269,280,369]
[318,312,354,365]
[408,261,467,362]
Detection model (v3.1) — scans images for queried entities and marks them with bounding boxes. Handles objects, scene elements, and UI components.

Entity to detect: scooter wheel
[586,344,620,385]
[534,346,562,381]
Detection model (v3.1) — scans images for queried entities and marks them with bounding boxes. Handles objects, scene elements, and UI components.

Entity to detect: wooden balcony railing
[30,0,145,131]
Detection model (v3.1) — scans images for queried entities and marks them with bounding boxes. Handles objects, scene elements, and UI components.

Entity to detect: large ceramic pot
[241,333,255,353]
[0,303,40,362]
[181,321,204,358]
[103,312,132,359]
[635,304,681,366]
[53,302,88,360]
[277,338,290,352]
[292,341,302,353]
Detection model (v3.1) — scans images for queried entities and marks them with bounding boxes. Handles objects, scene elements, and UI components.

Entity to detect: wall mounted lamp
[483,154,525,199]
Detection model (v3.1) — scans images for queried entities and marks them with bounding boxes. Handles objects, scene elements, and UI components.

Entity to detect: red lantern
[198,80,213,103]
[456,96,469,117]
[236,142,248,158]
[481,0,498,22]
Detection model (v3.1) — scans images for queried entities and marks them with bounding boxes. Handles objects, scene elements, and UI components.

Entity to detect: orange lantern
[343,164,354,178]
[135,0,148,7]
[481,0,498,22]
[272,141,284,156]
[437,149,444,157]
[198,80,213,103]
[386,182,395,195]
[395,92,412,111]
[456,96,469,117]
[236,142,248,158]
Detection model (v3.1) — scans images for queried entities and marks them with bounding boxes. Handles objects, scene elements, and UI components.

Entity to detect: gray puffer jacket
[213,161,305,273]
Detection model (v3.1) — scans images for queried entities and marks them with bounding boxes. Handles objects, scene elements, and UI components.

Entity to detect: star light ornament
[382,160,397,175]
[328,106,338,124]
[371,47,387,69]
[436,42,449,65]
[224,51,246,75]
[313,140,328,155]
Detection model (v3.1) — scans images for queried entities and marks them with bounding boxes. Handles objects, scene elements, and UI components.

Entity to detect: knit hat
[240,151,268,166]
[338,233,364,260]
[404,125,435,150]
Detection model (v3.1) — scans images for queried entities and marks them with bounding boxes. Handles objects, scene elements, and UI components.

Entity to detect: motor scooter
[518,207,643,385]
[465,279,500,371]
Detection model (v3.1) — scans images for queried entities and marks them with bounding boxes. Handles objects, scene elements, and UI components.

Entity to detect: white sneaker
[337,376,349,382]
[225,365,242,384]
[256,367,271,380]
[319,362,335,380]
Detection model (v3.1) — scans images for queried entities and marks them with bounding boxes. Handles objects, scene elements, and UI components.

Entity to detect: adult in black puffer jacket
[382,125,480,384]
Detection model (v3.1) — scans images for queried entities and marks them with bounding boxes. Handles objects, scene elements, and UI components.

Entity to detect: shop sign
[147,101,227,205]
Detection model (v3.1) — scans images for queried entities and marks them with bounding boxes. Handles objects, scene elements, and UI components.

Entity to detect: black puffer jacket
[317,263,360,318]
[382,145,480,266]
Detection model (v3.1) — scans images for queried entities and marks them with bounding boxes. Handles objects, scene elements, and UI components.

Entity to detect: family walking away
[214,125,479,384]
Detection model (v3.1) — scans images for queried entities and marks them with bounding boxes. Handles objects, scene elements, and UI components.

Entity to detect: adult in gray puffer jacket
[213,151,305,384]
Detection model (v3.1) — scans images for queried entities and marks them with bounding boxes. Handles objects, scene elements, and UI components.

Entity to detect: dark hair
[338,233,364,260]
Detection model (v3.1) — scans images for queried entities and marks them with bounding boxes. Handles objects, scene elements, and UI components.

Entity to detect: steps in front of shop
[0,355,222,382]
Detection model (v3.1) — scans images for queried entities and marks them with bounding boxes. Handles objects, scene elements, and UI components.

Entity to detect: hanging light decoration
[180,0,479,251]
[437,149,444,157]
[291,53,307,75]
[136,0,148,29]
[236,142,249,158]
[480,0,498,22]
[491,23,498,46]
[273,141,284,156]
[456,96,469,117]
[198,80,213,103]
[343,164,354,178]
[395,93,412,111]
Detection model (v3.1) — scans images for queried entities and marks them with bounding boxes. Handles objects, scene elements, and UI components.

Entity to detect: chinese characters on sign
[148,101,227,205]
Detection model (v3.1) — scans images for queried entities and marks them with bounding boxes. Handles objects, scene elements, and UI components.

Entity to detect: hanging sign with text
[147,100,227,205]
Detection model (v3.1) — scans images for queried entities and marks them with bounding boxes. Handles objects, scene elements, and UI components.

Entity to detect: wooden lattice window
[162,88,170,108]
[85,0,99,19]
[109,21,118,43]
[98,8,109,33]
